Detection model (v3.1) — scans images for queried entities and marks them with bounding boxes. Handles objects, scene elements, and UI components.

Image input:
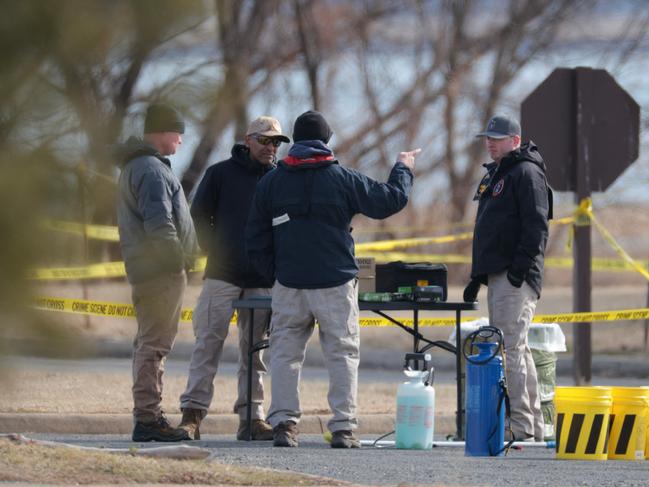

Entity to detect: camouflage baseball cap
[246,116,290,142]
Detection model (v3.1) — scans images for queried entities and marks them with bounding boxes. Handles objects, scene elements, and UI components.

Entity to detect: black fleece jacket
[470,141,553,298]
[192,144,273,288]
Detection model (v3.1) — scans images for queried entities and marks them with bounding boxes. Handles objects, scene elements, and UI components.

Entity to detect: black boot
[132,414,190,442]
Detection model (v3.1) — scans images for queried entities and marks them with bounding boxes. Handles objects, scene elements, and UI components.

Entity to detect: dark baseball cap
[476,115,521,139]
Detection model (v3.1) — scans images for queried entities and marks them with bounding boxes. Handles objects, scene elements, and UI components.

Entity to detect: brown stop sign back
[521,67,639,192]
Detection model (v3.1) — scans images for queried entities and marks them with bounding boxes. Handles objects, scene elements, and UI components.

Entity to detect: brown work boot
[330,430,360,449]
[237,419,274,441]
[178,408,204,440]
[272,420,299,447]
[132,414,189,442]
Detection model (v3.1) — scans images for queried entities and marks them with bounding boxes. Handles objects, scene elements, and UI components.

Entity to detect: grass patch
[0,438,347,485]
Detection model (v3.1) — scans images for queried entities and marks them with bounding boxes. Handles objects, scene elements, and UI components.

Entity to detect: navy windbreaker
[245,159,413,289]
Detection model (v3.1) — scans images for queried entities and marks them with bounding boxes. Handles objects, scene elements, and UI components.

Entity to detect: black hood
[231,143,274,174]
[501,140,546,172]
[113,136,168,167]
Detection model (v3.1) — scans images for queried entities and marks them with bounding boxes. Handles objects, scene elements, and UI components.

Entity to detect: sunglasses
[254,135,283,148]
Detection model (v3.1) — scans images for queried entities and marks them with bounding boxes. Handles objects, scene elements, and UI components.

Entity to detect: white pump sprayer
[395,352,436,450]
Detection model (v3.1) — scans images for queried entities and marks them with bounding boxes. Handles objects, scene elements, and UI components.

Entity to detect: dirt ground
[0,364,456,417]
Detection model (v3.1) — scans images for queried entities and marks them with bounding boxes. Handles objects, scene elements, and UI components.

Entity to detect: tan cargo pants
[487,270,544,441]
[180,279,271,420]
[131,271,186,423]
[267,279,360,432]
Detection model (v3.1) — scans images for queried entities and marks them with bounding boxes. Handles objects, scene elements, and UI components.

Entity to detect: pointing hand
[397,148,421,170]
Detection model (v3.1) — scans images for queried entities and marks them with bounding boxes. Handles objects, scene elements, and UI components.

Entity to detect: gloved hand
[506,269,525,288]
[463,279,481,302]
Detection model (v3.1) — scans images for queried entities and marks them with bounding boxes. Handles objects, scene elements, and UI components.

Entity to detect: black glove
[463,279,481,302]
[506,269,525,288]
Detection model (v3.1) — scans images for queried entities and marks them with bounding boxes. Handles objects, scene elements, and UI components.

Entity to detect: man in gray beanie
[246,110,421,448]
[116,103,197,442]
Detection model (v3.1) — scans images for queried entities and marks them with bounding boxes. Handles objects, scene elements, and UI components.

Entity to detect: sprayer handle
[404,352,432,371]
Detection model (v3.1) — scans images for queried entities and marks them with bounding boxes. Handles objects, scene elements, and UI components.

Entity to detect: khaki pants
[131,271,186,423]
[267,279,360,432]
[487,270,544,441]
[180,279,271,420]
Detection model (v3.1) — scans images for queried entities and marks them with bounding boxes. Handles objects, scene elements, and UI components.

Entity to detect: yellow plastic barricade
[555,387,612,460]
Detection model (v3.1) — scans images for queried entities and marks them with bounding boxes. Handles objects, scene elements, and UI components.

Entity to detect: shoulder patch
[492,178,504,196]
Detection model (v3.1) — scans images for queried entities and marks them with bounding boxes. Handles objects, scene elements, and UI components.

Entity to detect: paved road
[8,358,649,485]
[28,433,649,487]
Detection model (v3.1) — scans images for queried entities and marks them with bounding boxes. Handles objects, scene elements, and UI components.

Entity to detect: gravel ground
[29,434,649,487]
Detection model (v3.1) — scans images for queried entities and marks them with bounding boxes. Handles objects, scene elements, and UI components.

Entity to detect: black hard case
[375,261,448,301]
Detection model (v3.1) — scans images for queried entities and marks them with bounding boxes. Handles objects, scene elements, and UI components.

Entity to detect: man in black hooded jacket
[463,115,553,442]
[178,116,289,441]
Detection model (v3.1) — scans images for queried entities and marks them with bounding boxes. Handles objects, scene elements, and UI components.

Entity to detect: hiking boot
[132,414,190,442]
[272,420,299,447]
[178,408,204,440]
[330,430,360,449]
[237,419,274,441]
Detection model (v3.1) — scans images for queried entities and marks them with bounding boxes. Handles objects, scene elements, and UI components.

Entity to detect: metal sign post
[572,68,593,384]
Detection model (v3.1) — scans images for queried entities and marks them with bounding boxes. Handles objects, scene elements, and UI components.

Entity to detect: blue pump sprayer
[464,329,506,457]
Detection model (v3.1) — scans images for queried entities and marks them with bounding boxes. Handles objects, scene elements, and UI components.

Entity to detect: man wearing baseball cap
[178,116,289,441]
[117,103,197,441]
[464,114,553,443]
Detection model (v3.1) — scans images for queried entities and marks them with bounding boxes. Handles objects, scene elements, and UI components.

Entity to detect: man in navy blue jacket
[178,116,289,441]
[463,115,553,442]
[246,111,420,448]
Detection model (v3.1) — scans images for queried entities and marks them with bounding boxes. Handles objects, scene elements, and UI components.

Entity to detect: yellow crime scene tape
[34,207,646,280]
[357,251,648,273]
[358,252,472,264]
[33,296,649,326]
[42,220,120,242]
[28,262,126,280]
[43,216,572,245]
[354,220,475,235]
[28,257,208,280]
[354,216,574,252]
[29,253,647,280]
[355,232,473,252]
[576,198,649,281]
